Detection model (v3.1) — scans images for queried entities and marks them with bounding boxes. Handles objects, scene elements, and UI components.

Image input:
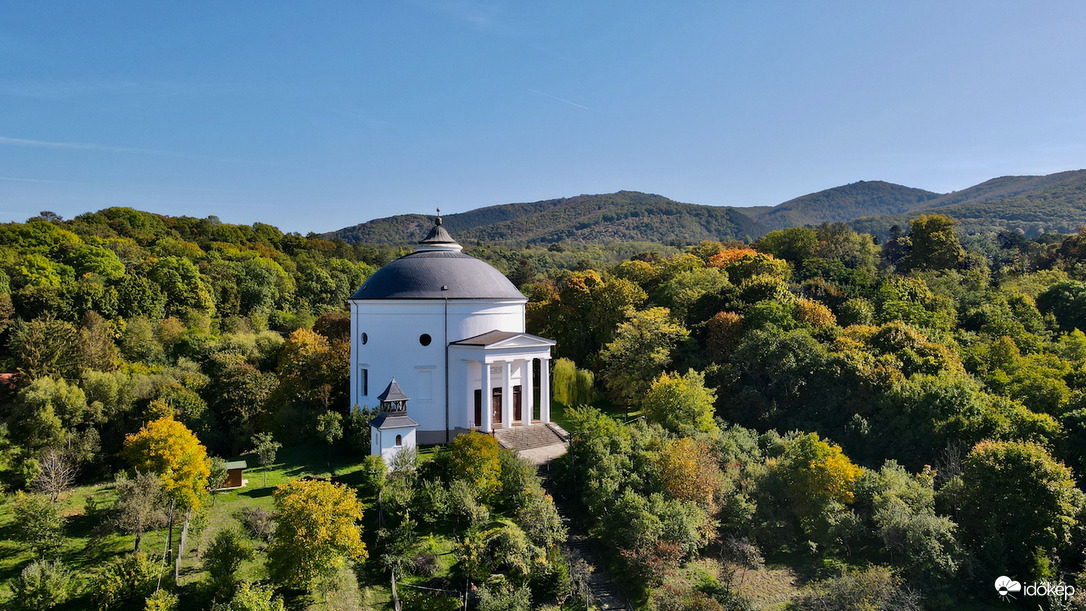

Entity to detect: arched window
[395,434,402,447]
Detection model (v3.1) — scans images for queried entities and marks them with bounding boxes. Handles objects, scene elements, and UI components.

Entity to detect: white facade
[371,423,417,465]
[349,219,554,445]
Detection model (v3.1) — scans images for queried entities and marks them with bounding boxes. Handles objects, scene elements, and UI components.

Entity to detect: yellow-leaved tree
[657,437,724,512]
[267,479,367,589]
[123,415,211,510]
[773,432,862,544]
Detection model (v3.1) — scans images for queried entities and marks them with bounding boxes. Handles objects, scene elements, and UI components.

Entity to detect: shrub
[10,560,72,611]
[144,589,179,611]
[238,507,275,542]
[89,552,159,610]
[210,582,285,611]
[794,566,919,611]
[204,526,254,596]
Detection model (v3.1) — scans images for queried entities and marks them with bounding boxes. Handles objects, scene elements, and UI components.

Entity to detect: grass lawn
[0,443,406,610]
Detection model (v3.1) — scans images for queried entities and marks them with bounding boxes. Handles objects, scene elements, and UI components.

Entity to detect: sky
[1,1,1085,234]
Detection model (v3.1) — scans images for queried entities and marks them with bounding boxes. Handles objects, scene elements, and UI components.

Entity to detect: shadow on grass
[240,486,274,500]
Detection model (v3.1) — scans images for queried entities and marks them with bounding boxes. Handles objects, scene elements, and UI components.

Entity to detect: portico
[449,330,555,433]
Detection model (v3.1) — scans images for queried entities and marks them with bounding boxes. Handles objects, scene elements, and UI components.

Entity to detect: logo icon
[995,576,1022,600]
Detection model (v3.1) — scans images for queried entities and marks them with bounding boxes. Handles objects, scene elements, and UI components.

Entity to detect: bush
[144,589,179,611]
[238,507,275,542]
[794,566,919,611]
[358,455,387,495]
[210,582,285,611]
[89,552,159,610]
[10,560,72,611]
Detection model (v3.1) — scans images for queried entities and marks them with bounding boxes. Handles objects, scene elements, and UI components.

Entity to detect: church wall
[350,297,526,441]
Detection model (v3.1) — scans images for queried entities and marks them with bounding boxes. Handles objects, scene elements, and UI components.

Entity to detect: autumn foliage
[267,478,367,589]
[123,416,211,509]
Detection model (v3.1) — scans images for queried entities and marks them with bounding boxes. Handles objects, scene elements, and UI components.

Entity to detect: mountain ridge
[326,169,1086,246]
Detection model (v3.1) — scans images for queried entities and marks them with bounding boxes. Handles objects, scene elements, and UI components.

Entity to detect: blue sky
[1,1,1085,234]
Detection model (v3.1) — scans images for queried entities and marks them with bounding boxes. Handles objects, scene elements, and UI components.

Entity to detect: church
[349,217,555,452]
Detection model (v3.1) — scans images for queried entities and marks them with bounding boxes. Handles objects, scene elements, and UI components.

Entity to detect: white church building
[349,217,555,447]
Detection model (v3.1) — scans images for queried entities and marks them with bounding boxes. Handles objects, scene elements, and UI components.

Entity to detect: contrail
[527,89,589,110]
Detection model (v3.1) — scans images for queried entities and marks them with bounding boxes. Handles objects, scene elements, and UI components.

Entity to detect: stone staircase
[493,423,566,451]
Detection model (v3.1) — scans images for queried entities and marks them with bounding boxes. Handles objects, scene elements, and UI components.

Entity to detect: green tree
[12,492,65,558]
[252,431,281,487]
[641,369,718,437]
[8,316,80,380]
[204,526,254,597]
[1036,280,1086,332]
[113,471,169,552]
[956,440,1084,581]
[901,214,965,272]
[599,307,689,406]
[267,479,368,590]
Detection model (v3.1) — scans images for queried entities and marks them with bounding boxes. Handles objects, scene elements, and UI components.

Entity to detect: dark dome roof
[350,250,525,300]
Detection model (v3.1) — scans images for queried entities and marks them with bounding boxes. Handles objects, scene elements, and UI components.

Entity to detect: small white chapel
[349,216,555,455]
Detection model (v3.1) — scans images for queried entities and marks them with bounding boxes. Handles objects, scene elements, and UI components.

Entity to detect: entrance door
[473,389,482,427]
[492,387,502,424]
[513,385,522,423]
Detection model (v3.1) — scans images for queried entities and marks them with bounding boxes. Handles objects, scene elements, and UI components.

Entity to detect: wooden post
[156,499,174,592]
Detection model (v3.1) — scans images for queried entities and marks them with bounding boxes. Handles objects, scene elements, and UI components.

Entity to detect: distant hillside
[326,191,765,246]
[328,170,1086,247]
[752,180,941,230]
[852,170,1086,238]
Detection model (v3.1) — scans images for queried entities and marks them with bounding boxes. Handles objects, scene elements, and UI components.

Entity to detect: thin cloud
[527,88,589,110]
[0,135,156,154]
[0,134,281,166]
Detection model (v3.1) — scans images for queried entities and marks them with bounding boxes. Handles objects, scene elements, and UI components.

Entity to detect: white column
[481,360,492,433]
[501,361,512,429]
[540,357,551,424]
[524,358,535,424]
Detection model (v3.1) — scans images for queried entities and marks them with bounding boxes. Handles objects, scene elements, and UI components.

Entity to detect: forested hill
[852,170,1086,238]
[751,180,940,230]
[325,191,765,246]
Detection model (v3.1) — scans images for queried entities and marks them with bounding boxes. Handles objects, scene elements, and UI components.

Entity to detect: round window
[419,333,432,346]
[361,332,368,345]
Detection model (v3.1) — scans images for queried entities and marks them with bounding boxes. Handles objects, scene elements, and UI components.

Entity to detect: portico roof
[450,330,556,348]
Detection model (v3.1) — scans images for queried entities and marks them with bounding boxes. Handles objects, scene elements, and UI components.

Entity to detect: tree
[641,370,719,437]
[12,492,65,558]
[656,437,724,512]
[31,448,77,503]
[957,440,1084,581]
[1036,280,1086,332]
[208,457,229,500]
[443,432,502,499]
[123,416,211,510]
[599,307,689,406]
[204,526,254,597]
[253,432,281,487]
[316,410,344,447]
[8,316,80,380]
[11,376,87,453]
[769,433,862,545]
[112,471,168,552]
[267,479,368,590]
[900,214,965,272]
